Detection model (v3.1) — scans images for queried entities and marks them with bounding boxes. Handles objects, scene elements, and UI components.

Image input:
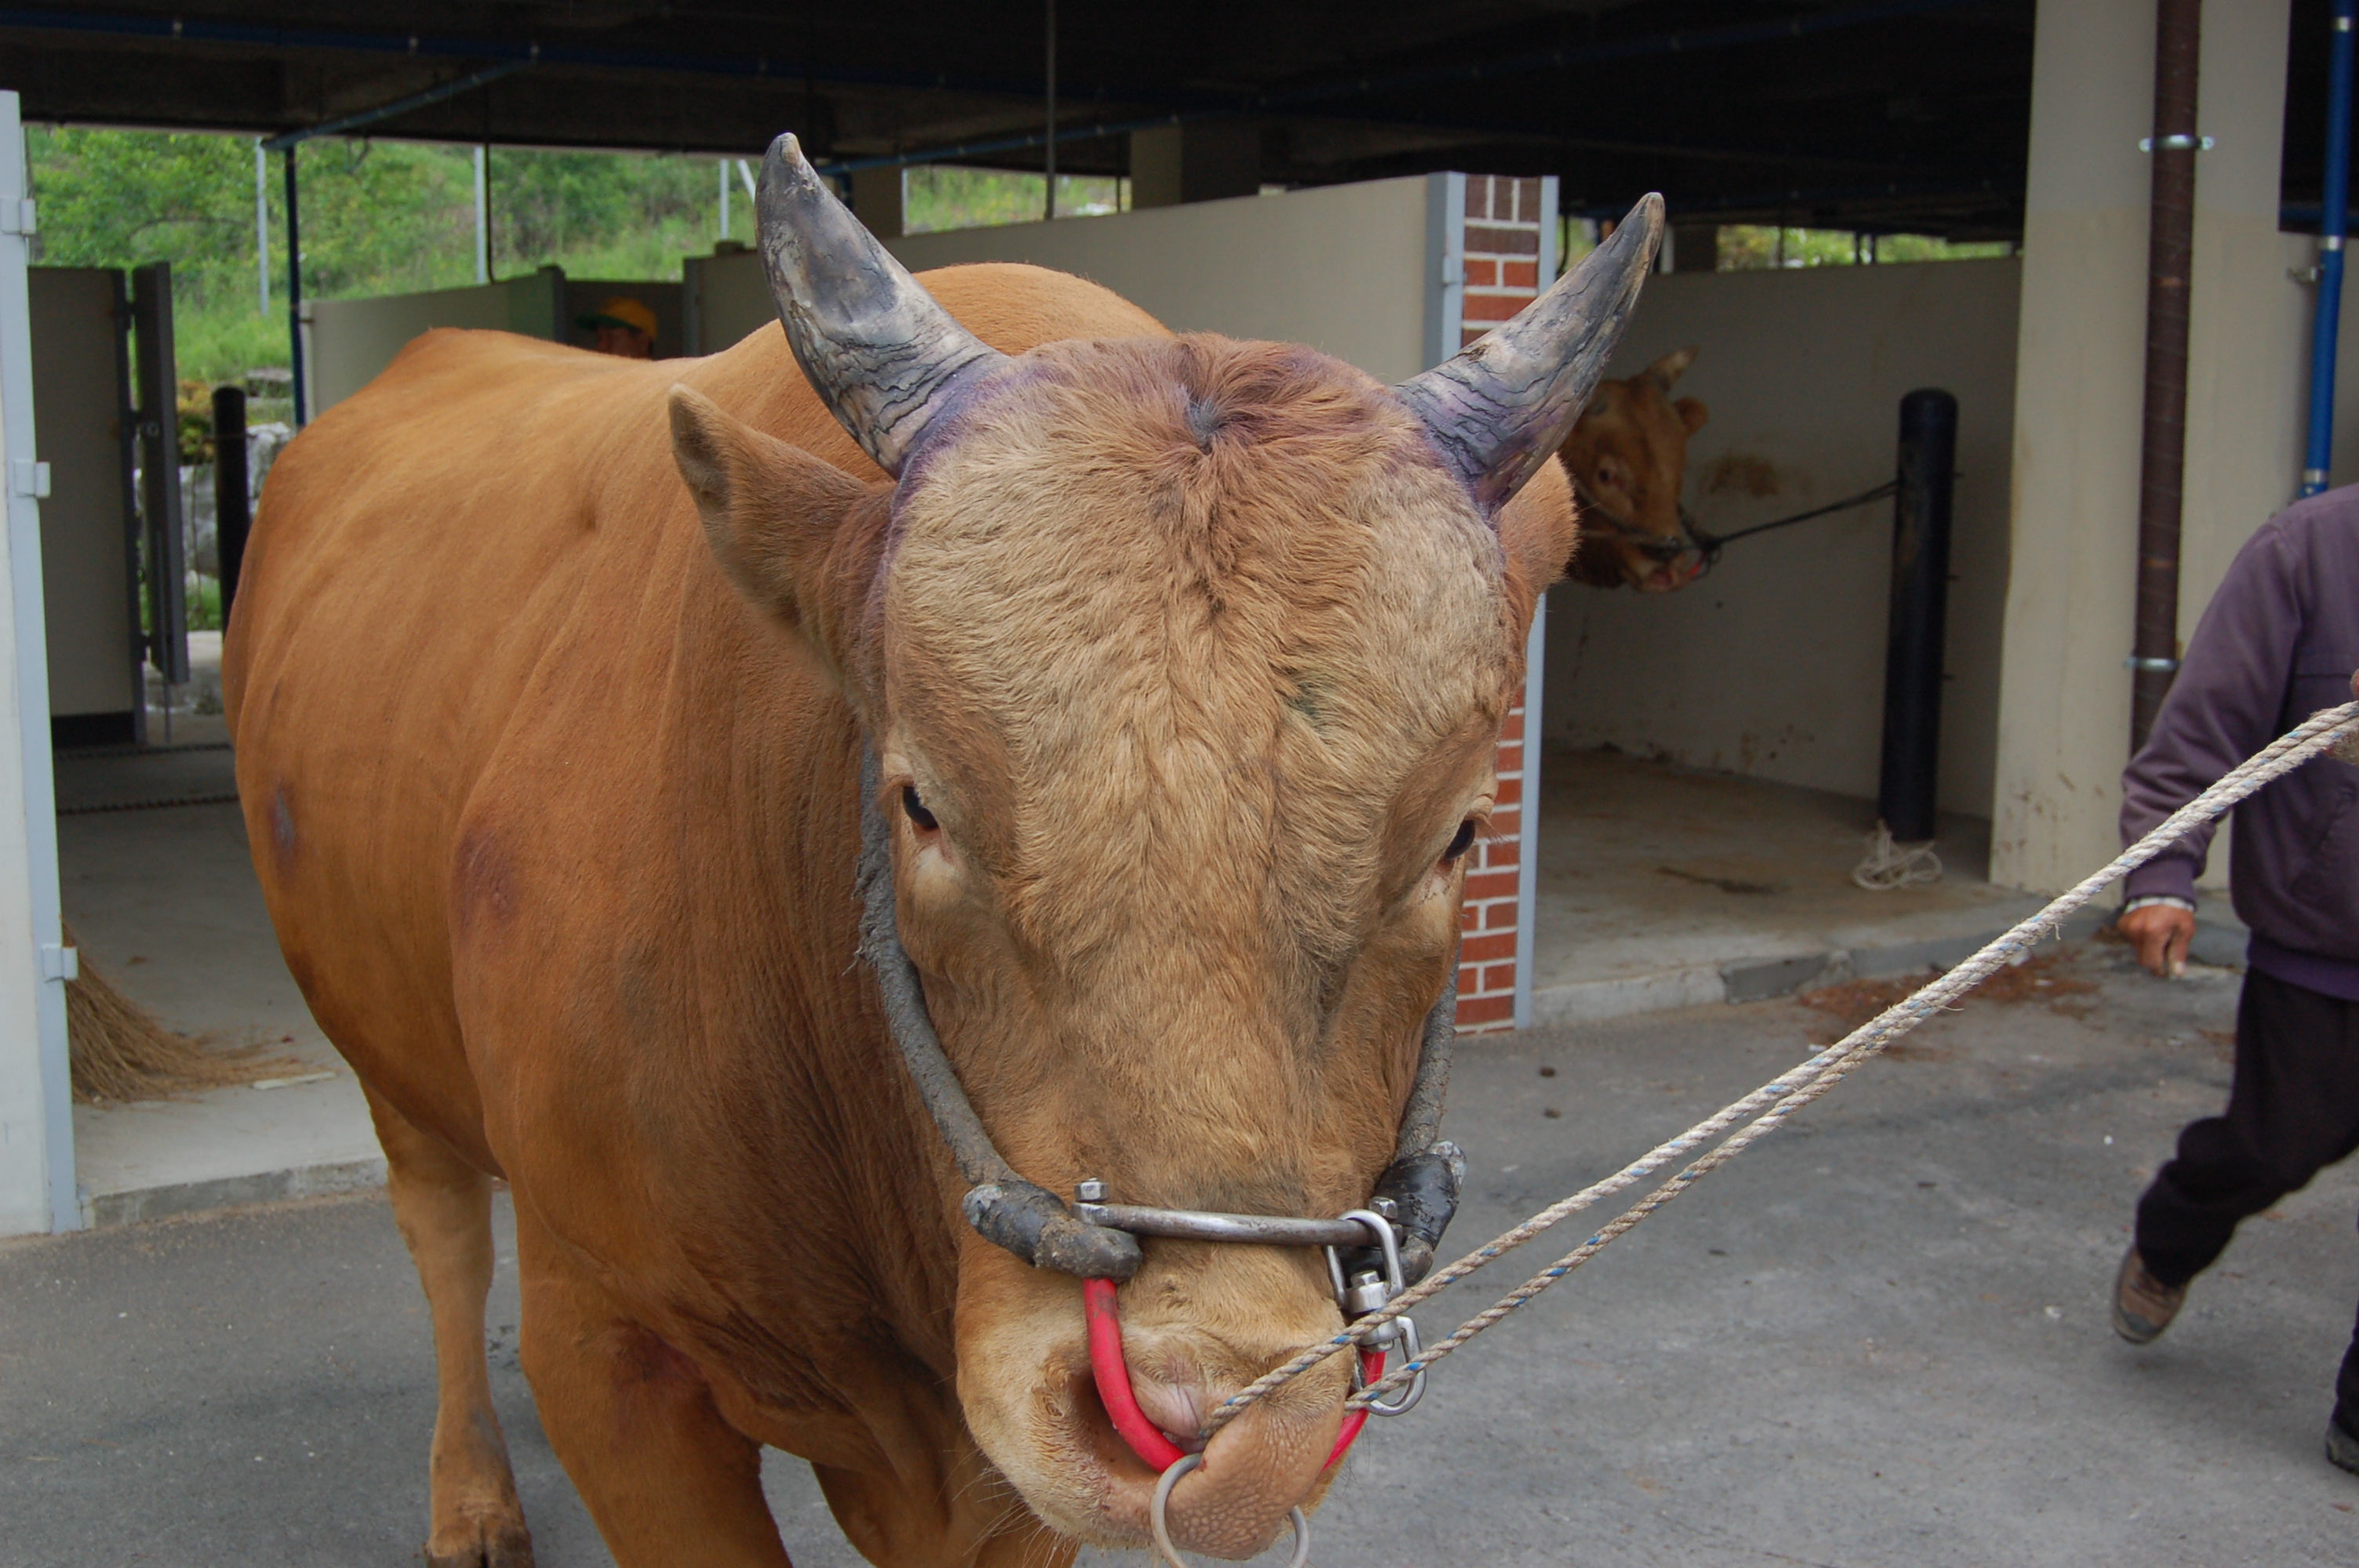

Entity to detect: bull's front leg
[366,1087,535,1568]
[513,1204,793,1567]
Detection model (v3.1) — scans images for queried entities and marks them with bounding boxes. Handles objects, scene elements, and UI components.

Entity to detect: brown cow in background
[1559,346,1709,591]
[225,135,1659,1568]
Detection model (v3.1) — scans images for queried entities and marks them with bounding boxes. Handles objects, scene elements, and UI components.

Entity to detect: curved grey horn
[1396,194,1666,513]
[757,133,1007,476]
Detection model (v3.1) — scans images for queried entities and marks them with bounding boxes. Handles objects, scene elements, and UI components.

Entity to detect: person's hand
[2119,902,2195,979]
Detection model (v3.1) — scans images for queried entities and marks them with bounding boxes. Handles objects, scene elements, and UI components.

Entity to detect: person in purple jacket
[2107,486,2359,1475]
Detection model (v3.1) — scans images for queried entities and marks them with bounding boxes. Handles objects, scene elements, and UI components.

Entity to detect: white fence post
[0,89,76,1234]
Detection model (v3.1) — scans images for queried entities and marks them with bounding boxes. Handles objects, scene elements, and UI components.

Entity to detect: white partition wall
[686,174,1442,382]
[305,267,566,418]
[0,90,75,1236]
[29,268,140,740]
[1545,258,2024,817]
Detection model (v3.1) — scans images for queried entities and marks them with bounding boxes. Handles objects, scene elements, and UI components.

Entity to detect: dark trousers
[2135,968,2359,1420]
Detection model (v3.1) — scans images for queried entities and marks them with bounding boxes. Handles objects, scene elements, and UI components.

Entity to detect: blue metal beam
[2303,0,2356,497]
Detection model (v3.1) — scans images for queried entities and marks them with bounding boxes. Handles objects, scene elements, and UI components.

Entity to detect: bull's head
[670,134,1657,1558]
[1558,347,1710,591]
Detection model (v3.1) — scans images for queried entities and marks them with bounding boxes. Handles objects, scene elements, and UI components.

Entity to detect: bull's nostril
[1129,1377,1211,1456]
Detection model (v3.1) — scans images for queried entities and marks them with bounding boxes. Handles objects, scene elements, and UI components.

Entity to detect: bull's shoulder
[913,262,1172,351]
[377,325,621,394]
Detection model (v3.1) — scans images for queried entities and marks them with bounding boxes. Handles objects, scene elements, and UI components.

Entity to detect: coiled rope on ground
[1201,698,2359,1436]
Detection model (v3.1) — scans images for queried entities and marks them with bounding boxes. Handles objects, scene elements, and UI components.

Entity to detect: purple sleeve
[2119,524,2305,904]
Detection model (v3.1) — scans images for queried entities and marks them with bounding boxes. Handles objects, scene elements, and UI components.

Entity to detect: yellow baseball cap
[576,296,658,341]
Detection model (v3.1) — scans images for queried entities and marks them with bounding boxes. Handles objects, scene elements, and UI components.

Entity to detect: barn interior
[1,1,2342,1226]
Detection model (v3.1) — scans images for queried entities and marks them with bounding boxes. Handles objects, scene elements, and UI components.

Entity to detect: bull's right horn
[1396,193,1665,514]
[757,133,1007,477]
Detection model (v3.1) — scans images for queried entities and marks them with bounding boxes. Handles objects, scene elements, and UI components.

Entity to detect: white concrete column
[1991,0,2299,893]
[0,90,75,1235]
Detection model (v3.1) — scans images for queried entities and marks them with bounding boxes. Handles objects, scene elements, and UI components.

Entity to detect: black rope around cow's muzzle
[853,750,1463,1284]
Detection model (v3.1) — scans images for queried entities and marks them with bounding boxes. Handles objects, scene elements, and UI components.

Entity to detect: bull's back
[224,264,1165,1164]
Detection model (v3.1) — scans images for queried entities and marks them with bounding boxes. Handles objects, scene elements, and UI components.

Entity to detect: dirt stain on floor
[1656,866,1787,897]
[1799,948,2102,1047]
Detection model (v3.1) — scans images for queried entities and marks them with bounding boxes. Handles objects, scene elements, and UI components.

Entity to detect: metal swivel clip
[1324,1200,1427,1418]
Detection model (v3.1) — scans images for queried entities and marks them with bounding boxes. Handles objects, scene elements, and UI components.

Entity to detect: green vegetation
[904,166,1123,233]
[1717,225,2013,269]
[185,572,222,634]
[24,126,1127,387]
[1560,217,2012,274]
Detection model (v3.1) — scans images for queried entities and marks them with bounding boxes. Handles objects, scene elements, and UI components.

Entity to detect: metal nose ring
[1150,1453,1311,1568]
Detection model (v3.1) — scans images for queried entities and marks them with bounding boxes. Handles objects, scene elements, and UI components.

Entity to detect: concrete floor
[5,946,2356,1566]
[51,735,2245,1229]
[1527,746,2217,1023]
[57,748,378,1227]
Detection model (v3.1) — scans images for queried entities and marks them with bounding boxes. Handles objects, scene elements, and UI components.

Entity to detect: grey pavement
[5,942,2358,1566]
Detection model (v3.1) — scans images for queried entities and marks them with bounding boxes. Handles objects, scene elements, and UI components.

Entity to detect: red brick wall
[1455,699,1526,1030]
[1452,174,1548,1033]
[1459,175,1547,350]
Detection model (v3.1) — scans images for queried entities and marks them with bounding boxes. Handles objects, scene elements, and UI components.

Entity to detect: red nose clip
[1083,1277,1379,1475]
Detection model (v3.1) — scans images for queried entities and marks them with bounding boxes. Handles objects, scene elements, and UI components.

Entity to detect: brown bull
[225,137,1656,1566]
[1558,346,1709,591]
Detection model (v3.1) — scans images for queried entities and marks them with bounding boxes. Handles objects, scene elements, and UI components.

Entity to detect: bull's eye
[901,786,940,833]
[1442,818,1478,865]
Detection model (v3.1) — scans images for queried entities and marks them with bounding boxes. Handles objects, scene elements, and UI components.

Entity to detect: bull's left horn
[1396,193,1665,513]
[757,134,1007,477]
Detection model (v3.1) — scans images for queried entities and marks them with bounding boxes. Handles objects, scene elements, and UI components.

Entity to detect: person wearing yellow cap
[577,296,658,358]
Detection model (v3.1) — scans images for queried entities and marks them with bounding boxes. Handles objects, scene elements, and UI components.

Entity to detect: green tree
[904,165,1123,234]
[1717,224,2012,270]
[25,129,1138,386]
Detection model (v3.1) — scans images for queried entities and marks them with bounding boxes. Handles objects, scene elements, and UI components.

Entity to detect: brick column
[1459,175,1547,349]
[1455,699,1527,1030]
[1449,174,1553,1033]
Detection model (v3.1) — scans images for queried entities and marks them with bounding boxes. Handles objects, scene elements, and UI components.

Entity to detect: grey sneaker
[2112,1246,2187,1345]
[2329,1413,2359,1477]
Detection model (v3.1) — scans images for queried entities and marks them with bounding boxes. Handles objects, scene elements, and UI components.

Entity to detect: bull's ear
[1497,452,1581,609]
[1675,395,1710,434]
[670,385,881,678]
[1643,346,1699,391]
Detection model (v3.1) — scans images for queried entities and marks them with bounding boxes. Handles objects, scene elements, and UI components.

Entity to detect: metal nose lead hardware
[1325,1207,1426,1417]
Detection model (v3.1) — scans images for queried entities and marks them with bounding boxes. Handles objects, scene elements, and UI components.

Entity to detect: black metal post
[130,262,188,688]
[212,386,249,626]
[283,145,305,427]
[1876,388,1958,844]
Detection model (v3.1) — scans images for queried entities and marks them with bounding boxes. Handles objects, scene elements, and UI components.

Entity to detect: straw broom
[65,921,300,1103]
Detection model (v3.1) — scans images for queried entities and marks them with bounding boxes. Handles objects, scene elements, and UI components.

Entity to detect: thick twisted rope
[1202,699,2359,1433]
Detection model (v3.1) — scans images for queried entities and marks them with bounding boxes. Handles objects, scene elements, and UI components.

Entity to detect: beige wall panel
[685,175,1434,383]
[27,268,133,719]
[306,270,564,416]
[1545,257,2022,815]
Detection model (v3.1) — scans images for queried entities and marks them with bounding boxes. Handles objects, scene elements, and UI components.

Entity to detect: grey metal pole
[253,140,268,314]
[1044,0,1056,220]
[284,146,305,427]
[474,144,489,284]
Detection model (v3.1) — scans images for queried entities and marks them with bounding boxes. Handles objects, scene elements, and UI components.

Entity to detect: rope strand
[1203,699,2359,1433]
